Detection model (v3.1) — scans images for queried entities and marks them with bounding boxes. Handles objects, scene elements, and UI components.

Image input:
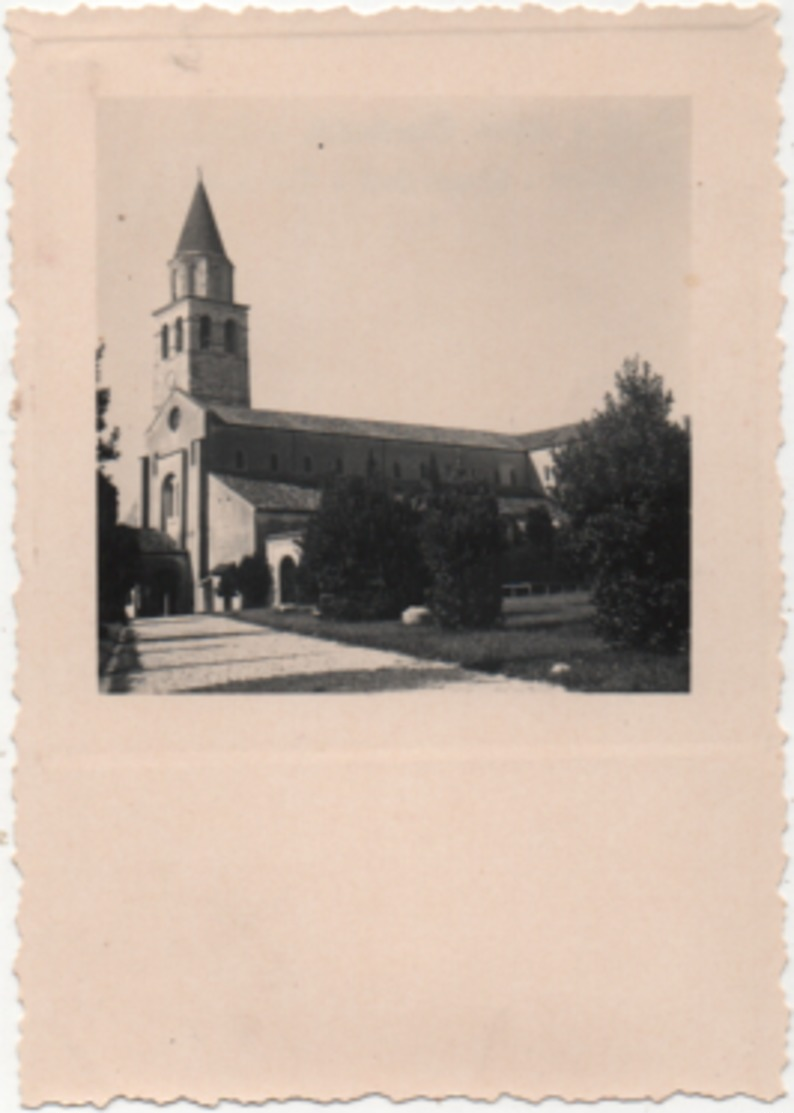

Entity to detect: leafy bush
[552,358,690,652]
[500,504,570,585]
[213,563,240,609]
[592,573,689,652]
[524,504,555,556]
[420,485,505,628]
[300,476,428,620]
[97,474,139,623]
[499,543,558,585]
[237,554,272,608]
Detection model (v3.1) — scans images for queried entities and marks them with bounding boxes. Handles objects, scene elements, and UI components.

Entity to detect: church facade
[139,180,561,614]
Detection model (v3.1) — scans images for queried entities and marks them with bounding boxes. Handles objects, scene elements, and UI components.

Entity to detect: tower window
[393,461,402,479]
[336,457,344,475]
[420,463,428,480]
[234,449,247,472]
[199,315,212,350]
[270,453,279,473]
[510,468,517,487]
[175,317,184,352]
[224,319,237,354]
[160,324,169,359]
[303,456,313,474]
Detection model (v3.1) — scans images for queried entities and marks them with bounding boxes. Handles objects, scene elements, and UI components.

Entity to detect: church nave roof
[210,403,529,453]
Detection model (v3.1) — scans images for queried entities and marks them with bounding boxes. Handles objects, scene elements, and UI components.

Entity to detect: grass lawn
[238,592,689,693]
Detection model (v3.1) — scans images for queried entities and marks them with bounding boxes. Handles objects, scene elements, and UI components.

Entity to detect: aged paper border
[5,2,788,1107]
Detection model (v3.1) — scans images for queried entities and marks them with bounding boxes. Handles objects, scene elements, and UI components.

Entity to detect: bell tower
[153,175,251,410]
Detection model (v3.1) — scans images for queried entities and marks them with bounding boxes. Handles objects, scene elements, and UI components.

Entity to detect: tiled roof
[175,180,228,258]
[210,405,527,452]
[516,424,580,452]
[214,474,322,512]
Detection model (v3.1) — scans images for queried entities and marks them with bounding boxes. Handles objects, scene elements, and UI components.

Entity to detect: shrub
[300,476,428,620]
[213,563,240,610]
[524,504,555,556]
[592,572,689,652]
[97,473,139,623]
[237,554,272,608]
[420,485,505,628]
[500,504,567,586]
[552,358,690,652]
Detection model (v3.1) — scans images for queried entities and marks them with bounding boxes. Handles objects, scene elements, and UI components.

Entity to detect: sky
[97,97,691,516]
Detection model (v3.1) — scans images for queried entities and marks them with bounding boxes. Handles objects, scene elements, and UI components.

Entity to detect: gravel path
[102,613,538,694]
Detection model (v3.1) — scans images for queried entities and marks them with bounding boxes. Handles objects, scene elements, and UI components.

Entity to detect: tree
[552,358,690,651]
[300,476,428,620]
[212,563,240,611]
[420,484,505,628]
[524,504,555,558]
[96,341,120,465]
[96,341,131,622]
[236,554,272,608]
[499,503,560,586]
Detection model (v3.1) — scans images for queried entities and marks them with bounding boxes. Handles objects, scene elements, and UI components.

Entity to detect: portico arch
[265,533,304,609]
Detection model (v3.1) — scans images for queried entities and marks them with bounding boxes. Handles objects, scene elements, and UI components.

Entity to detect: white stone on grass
[401,606,432,627]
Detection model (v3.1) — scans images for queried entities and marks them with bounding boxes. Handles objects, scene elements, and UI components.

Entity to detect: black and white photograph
[97,97,691,694]
[8,6,786,1107]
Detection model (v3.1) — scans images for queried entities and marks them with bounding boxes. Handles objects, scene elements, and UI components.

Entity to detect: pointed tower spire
[175,178,228,259]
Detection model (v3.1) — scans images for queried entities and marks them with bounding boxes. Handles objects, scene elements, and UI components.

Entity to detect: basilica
[138,180,570,614]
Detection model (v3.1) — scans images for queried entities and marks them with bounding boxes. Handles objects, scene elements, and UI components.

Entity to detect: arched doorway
[265,533,305,608]
[139,565,188,617]
[279,556,298,606]
[133,538,194,618]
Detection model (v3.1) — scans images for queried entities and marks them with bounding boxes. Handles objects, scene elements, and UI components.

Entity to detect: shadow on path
[104,627,144,693]
[183,666,471,694]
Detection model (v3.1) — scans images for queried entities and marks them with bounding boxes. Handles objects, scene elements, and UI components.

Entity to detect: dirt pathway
[102,613,541,694]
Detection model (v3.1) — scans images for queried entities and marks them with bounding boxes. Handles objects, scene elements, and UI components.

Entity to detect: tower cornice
[152,297,251,318]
